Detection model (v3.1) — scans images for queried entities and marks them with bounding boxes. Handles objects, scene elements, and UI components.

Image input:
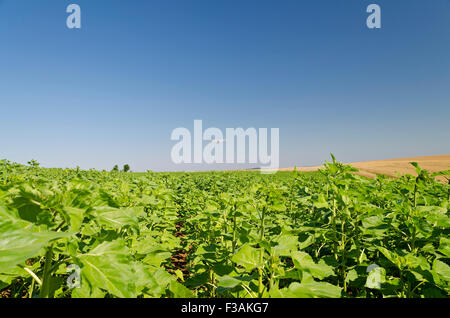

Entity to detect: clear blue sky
[0,0,449,171]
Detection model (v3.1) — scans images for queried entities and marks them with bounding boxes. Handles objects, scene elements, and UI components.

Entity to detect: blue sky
[0,0,449,171]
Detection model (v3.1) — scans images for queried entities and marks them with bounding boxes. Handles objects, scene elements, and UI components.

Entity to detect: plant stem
[209,268,215,297]
[258,206,266,298]
[232,215,237,254]
[413,177,418,207]
[21,266,42,286]
[29,278,35,298]
[40,246,54,298]
[447,178,449,201]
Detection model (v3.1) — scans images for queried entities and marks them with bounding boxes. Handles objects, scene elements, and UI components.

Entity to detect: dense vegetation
[0,157,449,298]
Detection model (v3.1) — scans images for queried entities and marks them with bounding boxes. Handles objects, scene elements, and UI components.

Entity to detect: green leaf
[278,281,342,298]
[131,263,164,297]
[169,280,194,298]
[377,246,404,269]
[438,237,450,258]
[291,251,335,279]
[231,244,262,272]
[93,207,141,230]
[313,194,329,209]
[0,206,71,271]
[432,170,450,177]
[71,282,106,298]
[345,269,358,283]
[217,275,242,289]
[273,235,299,257]
[433,259,450,282]
[76,240,137,298]
[63,207,85,233]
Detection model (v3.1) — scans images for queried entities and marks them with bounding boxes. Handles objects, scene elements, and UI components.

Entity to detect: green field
[0,158,449,298]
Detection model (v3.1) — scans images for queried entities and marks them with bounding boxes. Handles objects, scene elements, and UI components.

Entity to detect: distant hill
[280,155,450,181]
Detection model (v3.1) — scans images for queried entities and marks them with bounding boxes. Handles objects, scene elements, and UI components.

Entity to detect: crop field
[0,157,449,298]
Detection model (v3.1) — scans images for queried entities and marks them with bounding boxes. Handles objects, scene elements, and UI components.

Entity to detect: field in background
[0,157,449,298]
[280,155,450,182]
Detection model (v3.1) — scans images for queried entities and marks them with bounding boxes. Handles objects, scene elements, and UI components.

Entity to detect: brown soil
[167,220,190,279]
[0,289,11,298]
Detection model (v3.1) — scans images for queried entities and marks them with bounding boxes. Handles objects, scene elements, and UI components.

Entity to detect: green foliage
[0,158,448,298]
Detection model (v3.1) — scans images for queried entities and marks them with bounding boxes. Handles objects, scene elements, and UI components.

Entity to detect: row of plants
[0,157,448,298]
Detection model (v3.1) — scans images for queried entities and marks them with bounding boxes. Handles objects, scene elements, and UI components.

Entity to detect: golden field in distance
[279,155,450,181]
